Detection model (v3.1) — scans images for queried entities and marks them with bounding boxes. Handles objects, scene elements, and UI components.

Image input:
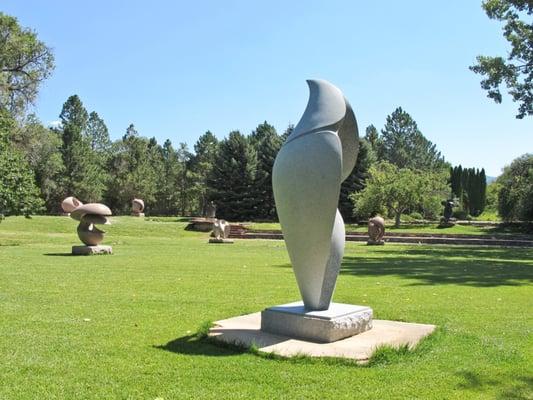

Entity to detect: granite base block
[209,238,234,244]
[72,245,113,255]
[261,301,373,343]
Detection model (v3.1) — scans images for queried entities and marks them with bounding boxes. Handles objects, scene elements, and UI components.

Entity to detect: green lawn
[1,216,532,399]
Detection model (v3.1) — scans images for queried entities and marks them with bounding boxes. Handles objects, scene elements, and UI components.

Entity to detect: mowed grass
[0,216,532,399]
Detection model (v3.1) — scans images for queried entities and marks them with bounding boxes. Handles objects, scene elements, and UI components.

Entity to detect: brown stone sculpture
[209,219,234,244]
[367,216,385,245]
[61,196,83,216]
[132,198,145,217]
[70,203,113,255]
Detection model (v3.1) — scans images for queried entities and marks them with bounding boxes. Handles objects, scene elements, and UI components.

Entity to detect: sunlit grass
[0,216,531,399]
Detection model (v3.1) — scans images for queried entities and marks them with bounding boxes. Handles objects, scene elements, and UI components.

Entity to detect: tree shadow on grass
[341,247,533,287]
[456,370,533,399]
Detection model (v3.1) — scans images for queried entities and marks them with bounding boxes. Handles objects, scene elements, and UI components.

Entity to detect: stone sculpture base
[131,213,145,217]
[72,245,113,255]
[261,302,372,343]
[367,239,385,245]
[209,311,435,362]
[208,238,234,244]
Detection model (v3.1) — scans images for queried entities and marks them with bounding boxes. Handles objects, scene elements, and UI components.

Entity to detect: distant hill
[487,176,498,184]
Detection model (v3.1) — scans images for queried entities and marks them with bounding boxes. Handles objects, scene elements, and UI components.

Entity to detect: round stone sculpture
[132,198,145,216]
[61,196,83,214]
[367,216,385,245]
[272,79,359,311]
[70,203,112,246]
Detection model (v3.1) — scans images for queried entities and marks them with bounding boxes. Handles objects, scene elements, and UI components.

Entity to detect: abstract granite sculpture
[367,216,385,245]
[61,196,83,215]
[132,198,145,217]
[209,219,234,244]
[70,203,113,255]
[262,79,372,342]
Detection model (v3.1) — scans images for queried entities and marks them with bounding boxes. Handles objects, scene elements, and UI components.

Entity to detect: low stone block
[261,302,373,343]
[72,245,113,255]
[208,238,234,244]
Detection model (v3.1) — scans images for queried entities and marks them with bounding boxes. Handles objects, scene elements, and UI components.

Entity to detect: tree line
[2,11,530,224]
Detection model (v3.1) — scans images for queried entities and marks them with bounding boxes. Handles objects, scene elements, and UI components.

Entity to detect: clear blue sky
[3,0,532,176]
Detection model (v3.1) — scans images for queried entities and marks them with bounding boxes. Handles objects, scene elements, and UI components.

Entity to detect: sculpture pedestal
[131,213,145,217]
[72,245,113,255]
[367,240,385,245]
[208,238,234,244]
[261,301,373,343]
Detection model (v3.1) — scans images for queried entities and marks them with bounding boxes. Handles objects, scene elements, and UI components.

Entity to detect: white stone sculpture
[272,79,359,311]
[209,219,234,244]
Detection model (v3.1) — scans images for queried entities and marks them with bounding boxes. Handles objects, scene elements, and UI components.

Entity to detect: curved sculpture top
[132,198,145,213]
[70,203,112,246]
[273,79,359,311]
[61,196,83,214]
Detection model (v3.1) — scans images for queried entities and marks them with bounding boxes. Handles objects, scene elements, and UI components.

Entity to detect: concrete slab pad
[72,245,113,255]
[209,312,436,362]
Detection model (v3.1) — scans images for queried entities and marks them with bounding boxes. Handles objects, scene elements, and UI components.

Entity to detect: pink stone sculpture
[367,216,385,245]
[70,203,112,246]
[132,198,145,217]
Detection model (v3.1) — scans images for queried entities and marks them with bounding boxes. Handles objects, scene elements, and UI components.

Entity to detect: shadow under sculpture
[70,203,113,255]
[261,79,373,342]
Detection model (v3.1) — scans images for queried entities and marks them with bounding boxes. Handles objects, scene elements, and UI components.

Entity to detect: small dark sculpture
[367,216,385,245]
[439,199,457,227]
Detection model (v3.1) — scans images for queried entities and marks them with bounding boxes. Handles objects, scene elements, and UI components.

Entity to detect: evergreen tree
[59,95,106,202]
[190,131,219,214]
[364,124,379,151]
[379,107,446,170]
[250,121,282,220]
[208,131,257,220]
[105,124,159,213]
[339,138,375,221]
[86,111,111,155]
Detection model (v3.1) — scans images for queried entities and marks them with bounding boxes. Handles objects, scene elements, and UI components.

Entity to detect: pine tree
[379,107,446,170]
[339,138,375,221]
[480,168,487,214]
[364,124,379,151]
[250,122,282,220]
[190,131,219,214]
[208,131,257,221]
[58,95,107,202]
